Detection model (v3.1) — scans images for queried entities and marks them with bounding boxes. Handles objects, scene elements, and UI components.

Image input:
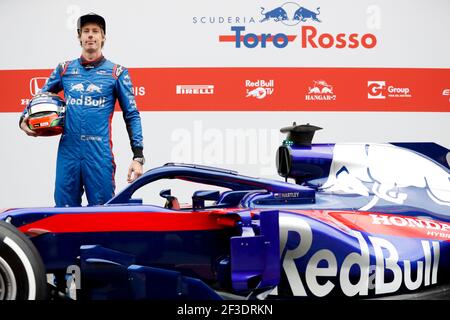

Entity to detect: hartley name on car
[274,192,300,198]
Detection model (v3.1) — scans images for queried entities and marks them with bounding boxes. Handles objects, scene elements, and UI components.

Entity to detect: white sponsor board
[0,0,449,69]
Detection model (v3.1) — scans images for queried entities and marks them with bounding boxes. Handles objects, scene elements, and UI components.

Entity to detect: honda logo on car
[279,214,440,297]
[370,214,450,232]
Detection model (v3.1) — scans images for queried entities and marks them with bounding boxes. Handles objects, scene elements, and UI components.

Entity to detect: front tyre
[0,220,47,300]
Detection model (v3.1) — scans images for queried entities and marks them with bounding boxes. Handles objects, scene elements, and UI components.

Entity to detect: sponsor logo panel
[0,68,449,112]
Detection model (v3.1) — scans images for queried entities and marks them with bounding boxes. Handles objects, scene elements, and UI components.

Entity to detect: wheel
[0,220,47,300]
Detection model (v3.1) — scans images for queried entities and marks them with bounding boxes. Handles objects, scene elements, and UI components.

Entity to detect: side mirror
[192,190,220,210]
[159,189,172,200]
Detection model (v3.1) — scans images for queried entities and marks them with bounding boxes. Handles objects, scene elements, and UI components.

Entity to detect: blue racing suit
[20,56,144,206]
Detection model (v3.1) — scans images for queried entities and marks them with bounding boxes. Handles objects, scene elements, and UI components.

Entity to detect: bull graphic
[246,87,267,99]
[321,87,333,94]
[322,143,450,210]
[293,7,321,23]
[308,80,333,94]
[86,84,102,93]
[260,6,289,23]
[308,87,321,94]
[70,83,84,92]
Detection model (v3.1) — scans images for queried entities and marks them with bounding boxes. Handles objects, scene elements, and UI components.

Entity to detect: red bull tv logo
[245,80,274,100]
[219,3,377,49]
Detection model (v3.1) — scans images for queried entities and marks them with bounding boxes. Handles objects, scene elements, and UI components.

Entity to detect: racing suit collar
[79,55,106,69]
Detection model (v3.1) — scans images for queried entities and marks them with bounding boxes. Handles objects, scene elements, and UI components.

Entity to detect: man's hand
[127,160,143,183]
[20,116,38,137]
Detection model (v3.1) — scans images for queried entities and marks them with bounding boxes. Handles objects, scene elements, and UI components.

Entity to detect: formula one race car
[1,123,449,300]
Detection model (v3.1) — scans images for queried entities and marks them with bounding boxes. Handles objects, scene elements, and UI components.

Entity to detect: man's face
[78,22,105,52]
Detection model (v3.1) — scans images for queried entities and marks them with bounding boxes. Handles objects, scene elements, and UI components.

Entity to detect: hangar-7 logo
[305,80,336,101]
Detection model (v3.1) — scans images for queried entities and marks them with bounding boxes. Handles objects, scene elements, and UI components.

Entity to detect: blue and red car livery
[0,123,449,300]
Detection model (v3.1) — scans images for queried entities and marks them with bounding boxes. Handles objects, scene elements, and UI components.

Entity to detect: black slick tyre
[0,220,47,300]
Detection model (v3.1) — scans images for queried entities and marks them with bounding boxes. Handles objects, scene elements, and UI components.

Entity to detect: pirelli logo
[176,85,214,95]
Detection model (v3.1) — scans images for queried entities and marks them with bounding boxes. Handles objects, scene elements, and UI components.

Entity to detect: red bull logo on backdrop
[259,3,321,25]
[215,2,378,49]
[245,79,274,100]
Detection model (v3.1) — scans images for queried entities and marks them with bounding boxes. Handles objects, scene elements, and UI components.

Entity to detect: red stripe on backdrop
[0,68,449,112]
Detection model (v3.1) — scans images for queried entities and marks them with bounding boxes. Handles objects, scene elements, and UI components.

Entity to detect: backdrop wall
[0,0,449,207]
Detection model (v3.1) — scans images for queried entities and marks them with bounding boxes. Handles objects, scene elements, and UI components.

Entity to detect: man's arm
[115,66,145,182]
[19,63,65,133]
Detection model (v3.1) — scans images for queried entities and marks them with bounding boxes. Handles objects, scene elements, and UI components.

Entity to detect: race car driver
[19,13,145,207]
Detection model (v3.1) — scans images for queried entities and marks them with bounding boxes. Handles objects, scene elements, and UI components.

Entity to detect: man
[19,13,145,207]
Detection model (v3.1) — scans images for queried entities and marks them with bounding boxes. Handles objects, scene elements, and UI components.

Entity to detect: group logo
[305,80,336,101]
[368,81,412,99]
[245,80,274,99]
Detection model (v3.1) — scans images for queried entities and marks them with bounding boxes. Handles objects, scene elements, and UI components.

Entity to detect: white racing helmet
[26,92,66,136]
